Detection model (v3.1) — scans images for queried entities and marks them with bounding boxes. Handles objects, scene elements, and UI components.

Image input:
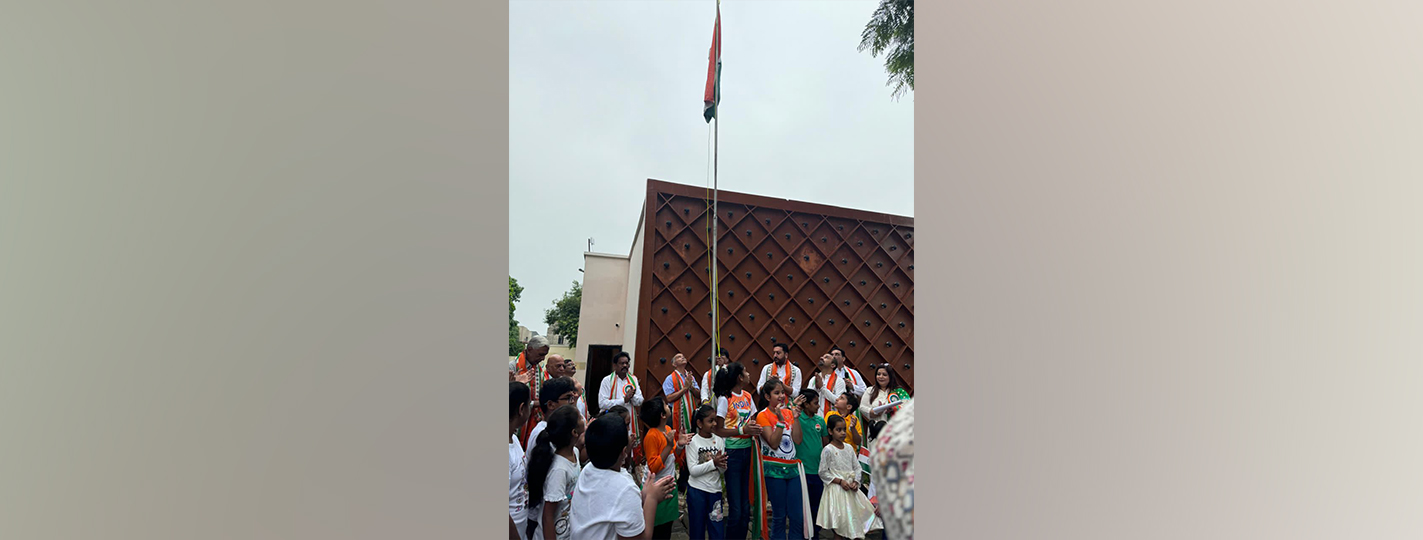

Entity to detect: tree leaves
[544,281,582,348]
[858,0,913,100]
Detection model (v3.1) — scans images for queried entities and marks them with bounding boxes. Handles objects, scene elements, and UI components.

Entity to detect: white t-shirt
[510,435,529,539]
[532,454,580,540]
[570,463,645,540]
[686,433,726,494]
[527,443,582,538]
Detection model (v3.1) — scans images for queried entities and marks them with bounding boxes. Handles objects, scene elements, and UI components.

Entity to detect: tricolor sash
[516,352,543,448]
[749,442,813,540]
[605,374,643,462]
[768,362,793,388]
[670,371,694,464]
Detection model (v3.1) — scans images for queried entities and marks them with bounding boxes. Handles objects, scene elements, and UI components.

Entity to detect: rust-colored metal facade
[634,179,914,395]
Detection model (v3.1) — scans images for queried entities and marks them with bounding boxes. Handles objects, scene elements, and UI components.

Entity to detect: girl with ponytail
[525,405,584,540]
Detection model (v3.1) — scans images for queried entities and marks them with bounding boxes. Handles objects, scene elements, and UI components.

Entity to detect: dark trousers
[687,487,726,540]
[804,475,824,538]
[652,520,673,539]
[724,447,753,539]
[764,476,804,540]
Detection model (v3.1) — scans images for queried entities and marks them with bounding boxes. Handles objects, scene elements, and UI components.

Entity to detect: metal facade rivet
[746,272,752,278]
[904,364,911,369]
[802,222,808,227]
[785,234,791,239]
[746,230,752,236]
[837,225,843,230]
[829,319,834,324]
[661,307,667,313]
[728,291,734,297]
[810,340,816,345]
[898,322,905,328]
[684,208,689,214]
[803,256,809,261]
[749,314,755,320]
[685,333,691,339]
[844,300,850,306]
[841,259,847,264]
[891,246,897,251]
[885,342,891,347]
[849,341,856,347]
[684,243,690,250]
[821,237,827,242]
[824,278,830,283]
[908,265,914,270]
[787,274,793,280]
[857,241,863,246]
[663,262,669,269]
[753,359,759,364]
[769,294,775,300]
[665,221,671,227]
[905,233,912,238]
[728,248,733,254]
[873,230,879,235]
[660,357,667,363]
[767,253,772,258]
[881,303,887,308]
[860,280,867,285]
[788,317,795,323]
[865,321,871,326]
[770,337,777,343]
[893,283,900,288]
[685,287,692,293]
[877,262,883,267]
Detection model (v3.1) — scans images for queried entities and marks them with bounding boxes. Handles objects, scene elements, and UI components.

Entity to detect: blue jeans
[764,476,803,540]
[687,487,725,540]
[724,446,752,539]
[804,475,824,538]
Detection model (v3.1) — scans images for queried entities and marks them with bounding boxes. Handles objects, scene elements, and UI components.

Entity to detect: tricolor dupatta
[671,370,695,464]
[516,351,544,448]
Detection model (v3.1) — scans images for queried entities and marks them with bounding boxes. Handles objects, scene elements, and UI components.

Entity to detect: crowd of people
[508,335,914,540]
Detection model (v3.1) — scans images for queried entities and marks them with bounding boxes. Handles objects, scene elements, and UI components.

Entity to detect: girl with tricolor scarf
[752,380,812,540]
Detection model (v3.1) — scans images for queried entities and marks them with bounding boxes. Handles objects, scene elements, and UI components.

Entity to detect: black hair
[772,342,789,355]
[828,345,845,356]
[839,391,861,412]
[613,351,631,363]
[510,381,530,420]
[866,420,886,445]
[693,404,717,428]
[798,388,820,405]
[604,404,629,419]
[586,413,629,469]
[717,348,729,358]
[713,362,746,398]
[639,398,666,430]
[538,377,577,412]
[826,413,847,434]
[873,364,902,392]
[525,405,582,510]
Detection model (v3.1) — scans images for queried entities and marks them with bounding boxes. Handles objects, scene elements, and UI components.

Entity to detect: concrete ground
[665,491,885,540]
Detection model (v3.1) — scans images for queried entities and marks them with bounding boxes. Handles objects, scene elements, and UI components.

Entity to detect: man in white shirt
[569,413,675,540]
[598,351,644,414]
[808,346,868,416]
[755,343,802,397]
[701,349,730,404]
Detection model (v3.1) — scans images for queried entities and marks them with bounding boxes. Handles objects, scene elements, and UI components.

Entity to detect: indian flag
[702,1,721,123]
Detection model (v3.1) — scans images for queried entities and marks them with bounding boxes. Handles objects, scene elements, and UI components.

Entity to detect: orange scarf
[768,362,793,388]
[516,352,543,448]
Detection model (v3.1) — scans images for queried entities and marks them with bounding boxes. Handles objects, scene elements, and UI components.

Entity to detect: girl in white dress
[816,415,882,539]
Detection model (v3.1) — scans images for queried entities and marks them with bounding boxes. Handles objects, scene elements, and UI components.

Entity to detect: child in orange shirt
[640,398,690,539]
[755,380,809,540]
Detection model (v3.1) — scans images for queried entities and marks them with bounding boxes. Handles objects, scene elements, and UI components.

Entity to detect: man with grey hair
[510,335,551,447]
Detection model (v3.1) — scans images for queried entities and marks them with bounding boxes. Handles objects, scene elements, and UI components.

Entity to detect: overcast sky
[510,0,913,331]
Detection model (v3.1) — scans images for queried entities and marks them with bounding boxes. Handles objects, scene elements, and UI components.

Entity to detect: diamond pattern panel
[636,185,913,393]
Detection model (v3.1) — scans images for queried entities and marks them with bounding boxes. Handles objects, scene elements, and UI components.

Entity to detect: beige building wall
[575,250,632,364]
[620,213,645,362]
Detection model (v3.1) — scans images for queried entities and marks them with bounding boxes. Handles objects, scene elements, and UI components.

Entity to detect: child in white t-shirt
[525,405,584,540]
[569,413,676,540]
[685,405,728,540]
[510,382,534,540]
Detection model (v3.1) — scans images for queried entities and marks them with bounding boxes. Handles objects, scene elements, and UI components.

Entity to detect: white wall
[574,251,630,364]
[621,215,645,364]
